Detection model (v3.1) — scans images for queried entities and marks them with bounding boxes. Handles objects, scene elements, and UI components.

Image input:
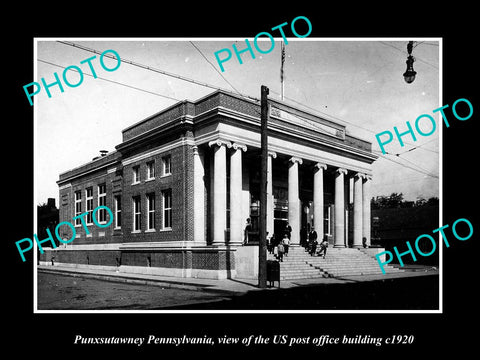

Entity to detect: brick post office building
[41,90,382,279]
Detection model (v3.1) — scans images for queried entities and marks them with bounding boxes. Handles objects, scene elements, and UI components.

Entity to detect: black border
[7,5,478,356]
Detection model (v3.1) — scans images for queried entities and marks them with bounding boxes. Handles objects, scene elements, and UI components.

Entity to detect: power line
[40,56,435,166]
[395,137,439,155]
[54,40,438,162]
[56,40,261,103]
[269,88,438,154]
[37,59,182,102]
[414,41,440,47]
[374,176,431,187]
[265,101,438,178]
[395,154,438,175]
[374,176,434,188]
[372,149,439,178]
[379,41,439,69]
[187,41,263,120]
[189,41,242,95]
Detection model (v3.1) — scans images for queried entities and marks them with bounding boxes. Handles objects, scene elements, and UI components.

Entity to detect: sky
[34,38,440,206]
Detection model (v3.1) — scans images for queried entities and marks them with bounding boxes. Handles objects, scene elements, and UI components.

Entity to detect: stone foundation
[39,246,237,280]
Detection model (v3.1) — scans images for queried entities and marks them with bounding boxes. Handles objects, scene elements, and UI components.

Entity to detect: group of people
[266,222,329,262]
[244,218,292,262]
[266,223,292,262]
[301,225,329,258]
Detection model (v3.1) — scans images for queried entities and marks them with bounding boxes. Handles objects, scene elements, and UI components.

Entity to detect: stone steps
[268,246,402,279]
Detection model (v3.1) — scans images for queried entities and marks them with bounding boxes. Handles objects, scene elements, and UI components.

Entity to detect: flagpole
[280,42,285,101]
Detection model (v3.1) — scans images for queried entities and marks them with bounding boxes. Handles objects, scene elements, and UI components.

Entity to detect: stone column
[313,163,327,241]
[362,175,372,247]
[334,168,348,247]
[267,151,277,237]
[288,156,302,245]
[193,145,206,245]
[229,143,247,246]
[353,173,365,248]
[209,139,231,246]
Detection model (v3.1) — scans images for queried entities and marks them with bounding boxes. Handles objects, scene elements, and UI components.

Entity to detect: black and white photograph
[7,6,479,357]
[33,38,441,312]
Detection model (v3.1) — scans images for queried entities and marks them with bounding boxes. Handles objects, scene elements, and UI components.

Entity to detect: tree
[415,197,427,207]
[371,193,404,209]
[372,194,439,209]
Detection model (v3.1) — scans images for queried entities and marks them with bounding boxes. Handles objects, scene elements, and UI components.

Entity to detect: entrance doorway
[273,209,288,246]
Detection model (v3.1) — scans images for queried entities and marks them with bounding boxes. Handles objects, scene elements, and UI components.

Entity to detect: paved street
[181,274,439,310]
[37,269,439,311]
[37,272,231,310]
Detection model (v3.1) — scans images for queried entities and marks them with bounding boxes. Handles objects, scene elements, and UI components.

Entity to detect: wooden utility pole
[258,85,269,288]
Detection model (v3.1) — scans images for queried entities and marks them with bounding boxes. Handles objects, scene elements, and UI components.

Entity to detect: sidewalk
[37,264,439,295]
[38,265,259,294]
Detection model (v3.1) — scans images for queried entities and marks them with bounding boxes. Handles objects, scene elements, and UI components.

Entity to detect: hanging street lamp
[403,41,417,84]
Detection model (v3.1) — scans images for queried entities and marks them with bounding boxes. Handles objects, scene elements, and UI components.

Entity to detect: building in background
[40,90,377,279]
[37,198,59,246]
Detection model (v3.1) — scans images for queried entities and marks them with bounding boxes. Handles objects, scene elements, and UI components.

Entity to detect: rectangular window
[133,196,141,231]
[324,205,332,236]
[86,187,93,224]
[147,193,155,230]
[147,161,155,180]
[98,184,106,223]
[114,195,122,229]
[162,189,172,229]
[132,166,140,184]
[162,155,171,176]
[74,191,82,226]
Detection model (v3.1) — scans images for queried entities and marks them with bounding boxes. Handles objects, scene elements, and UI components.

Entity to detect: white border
[33,37,442,314]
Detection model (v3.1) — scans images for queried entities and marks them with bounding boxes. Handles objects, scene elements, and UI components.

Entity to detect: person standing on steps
[277,239,285,262]
[300,225,308,248]
[282,233,290,257]
[243,218,252,245]
[308,226,318,256]
[267,232,275,254]
[284,222,292,241]
[318,235,329,259]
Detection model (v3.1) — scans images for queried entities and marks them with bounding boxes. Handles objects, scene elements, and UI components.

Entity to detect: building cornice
[193,105,377,162]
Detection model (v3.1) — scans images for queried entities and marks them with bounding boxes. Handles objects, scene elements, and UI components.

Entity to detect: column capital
[289,156,303,165]
[268,151,277,158]
[354,172,366,180]
[208,139,232,149]
[314,162,327,171]
[363,174,373,182]
[336,167,348,175]
[231,142,247,152]
[192,145,199,155]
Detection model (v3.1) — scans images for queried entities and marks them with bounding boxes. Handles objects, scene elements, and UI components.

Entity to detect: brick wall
[40,248,235,271]
[58,134,198,246]
[121,146,181,243]
[122,101,196,142]
[58,164,117,245]
[40,249,121,266]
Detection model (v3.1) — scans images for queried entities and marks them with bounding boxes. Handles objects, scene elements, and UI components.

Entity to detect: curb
[37,267,238,294]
